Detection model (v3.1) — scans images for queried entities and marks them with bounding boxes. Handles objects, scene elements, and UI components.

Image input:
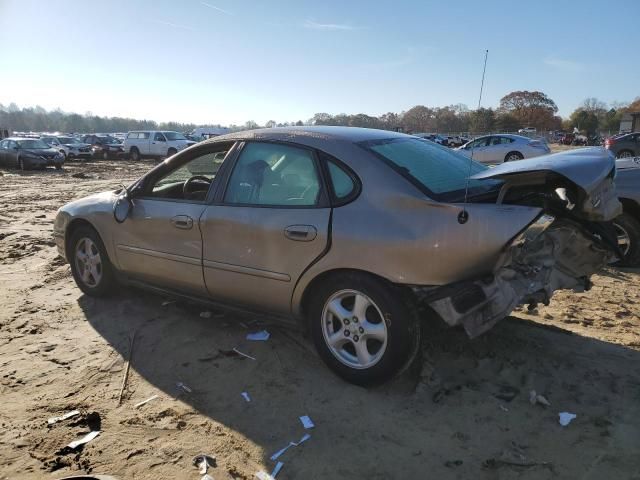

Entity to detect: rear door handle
[284,225,317,242]
[171,215,193,230]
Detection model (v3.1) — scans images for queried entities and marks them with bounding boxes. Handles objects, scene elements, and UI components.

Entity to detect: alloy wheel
[321,289,388,369]
[74,237,103,287]
[614,222,631,257]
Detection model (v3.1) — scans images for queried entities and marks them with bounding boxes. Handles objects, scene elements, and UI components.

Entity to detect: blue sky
[0,0,637,125]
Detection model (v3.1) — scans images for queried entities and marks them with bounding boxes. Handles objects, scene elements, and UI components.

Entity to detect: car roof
[203,126,409,145]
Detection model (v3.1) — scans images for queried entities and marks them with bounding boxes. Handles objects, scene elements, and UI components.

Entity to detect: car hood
[471,147,621,221]
[22,148,60,157]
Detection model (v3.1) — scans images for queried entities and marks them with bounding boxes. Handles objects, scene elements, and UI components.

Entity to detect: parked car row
[455,134,551,164]
[0,137,65,170]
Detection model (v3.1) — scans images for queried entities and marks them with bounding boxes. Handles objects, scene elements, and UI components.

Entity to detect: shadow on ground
[76,286,640,479]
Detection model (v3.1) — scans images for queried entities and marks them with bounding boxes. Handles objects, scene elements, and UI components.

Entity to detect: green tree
[498,90,558,131]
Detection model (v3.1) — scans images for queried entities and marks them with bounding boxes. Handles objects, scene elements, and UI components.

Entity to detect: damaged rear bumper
[416,214,617,338]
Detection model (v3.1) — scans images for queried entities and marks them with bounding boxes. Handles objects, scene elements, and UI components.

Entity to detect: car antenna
[459,49,489,225]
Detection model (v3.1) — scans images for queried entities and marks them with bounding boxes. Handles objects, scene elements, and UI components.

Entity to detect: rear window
[127,132,149,139]
[361,137,502,202]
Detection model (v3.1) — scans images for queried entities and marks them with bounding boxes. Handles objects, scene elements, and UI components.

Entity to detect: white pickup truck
[123,131,196,160]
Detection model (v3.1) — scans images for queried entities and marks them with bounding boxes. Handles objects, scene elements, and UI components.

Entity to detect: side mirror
[113,192,132,223]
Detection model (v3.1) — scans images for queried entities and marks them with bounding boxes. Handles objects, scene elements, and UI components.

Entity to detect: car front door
[152,132,167,157]
[464,137,490,163]
[112,143,232,295]
[199,141,331,315]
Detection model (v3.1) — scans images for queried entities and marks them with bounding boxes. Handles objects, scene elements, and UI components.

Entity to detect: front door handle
[284,225,317,242]
[171,215,193,230]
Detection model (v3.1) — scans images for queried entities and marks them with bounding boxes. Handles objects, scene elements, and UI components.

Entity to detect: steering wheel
[183,175,212,199]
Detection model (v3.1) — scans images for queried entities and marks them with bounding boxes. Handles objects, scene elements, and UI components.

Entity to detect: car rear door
[151,132,167,156]
[199,141,331,315]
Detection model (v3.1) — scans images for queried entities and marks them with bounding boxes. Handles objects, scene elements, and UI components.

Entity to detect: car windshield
[17,139,49,149]
[164,132,186,141]
[57,137,80,144]
[99,136,119,144]
[362,137,502,202]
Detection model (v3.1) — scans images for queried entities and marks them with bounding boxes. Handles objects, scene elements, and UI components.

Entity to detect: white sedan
[456,134,550,164]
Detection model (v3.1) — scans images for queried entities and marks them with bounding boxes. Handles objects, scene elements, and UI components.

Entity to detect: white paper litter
[233,348,256,360]
[176,382,192,393]
[270,433,311,461]
[246,330,270,341]
[47,410,80,425]
[202,475,215,480]
[255,472,273,480]
[67,430,100,450]
[242,392,251,402]
[161,300,175,307]
[299,415,315,429]
[134,394,158,408]
[529,390,551,407]
[193,454,216,475]
[559,412,577,426]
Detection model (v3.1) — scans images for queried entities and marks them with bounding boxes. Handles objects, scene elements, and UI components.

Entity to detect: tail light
[604,138,613,146]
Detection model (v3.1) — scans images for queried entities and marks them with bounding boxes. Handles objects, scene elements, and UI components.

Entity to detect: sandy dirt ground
[1,155,640,479]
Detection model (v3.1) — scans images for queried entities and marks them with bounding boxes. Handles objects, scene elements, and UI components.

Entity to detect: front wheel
[68,226,117,296]
[167,148,177,157]
[309,273,421,386]
[617,150,634,159]
[613,213,640,267]
[129,148,140,161]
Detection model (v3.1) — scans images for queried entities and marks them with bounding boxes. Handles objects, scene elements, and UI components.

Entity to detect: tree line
[1,91,638,136]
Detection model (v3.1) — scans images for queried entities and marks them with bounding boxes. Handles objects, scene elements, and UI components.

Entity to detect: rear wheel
[504,151,524,162]
[167,147,177,157]
[309,273,421,386]
[68,226,117,296]
[617,150,634,159]
[130,147,140,161]
[613,213,640,267]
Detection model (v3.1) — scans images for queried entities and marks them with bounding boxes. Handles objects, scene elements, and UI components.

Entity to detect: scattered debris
[559,412,577,426]
[529,390,551,407]
[176,382,193,394]
[299,415,314,429]
[192,454,216,474]
[444,460,463,468]
[65,430,100,450]
[200,311,212,319]
[117,330,138,406]
[482,457,553,469]
[47,410,80,425]
[246,330,270,341]
[161,300,175,307]
[241,392,251,402]
[255,461,284,480]
[270,433,311,461]
[134,394,158,408]
[232,347,256,360]
[498,405,509,412]
[71,172,90,179]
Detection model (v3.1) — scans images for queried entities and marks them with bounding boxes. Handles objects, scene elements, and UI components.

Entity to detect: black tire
[613,213,640,267]
[167,148,177,157]
[504,151,524,162]
[616,150,635,159]
[308,272,421,386]
[130,147,140,161]
[68,226,117,297]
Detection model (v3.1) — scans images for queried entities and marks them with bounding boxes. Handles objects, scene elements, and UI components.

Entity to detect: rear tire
[504,151,524,162]
[167,147,177,157]
[129,147,140,161]
[68,226,117,297]
[613,213,640,267]
[308,272,421,386]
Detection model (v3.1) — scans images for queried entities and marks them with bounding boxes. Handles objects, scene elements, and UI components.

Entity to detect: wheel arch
[296,268,400,325]
[64,218,101,260]
[620,198,640,222]
[504,150,523,161]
